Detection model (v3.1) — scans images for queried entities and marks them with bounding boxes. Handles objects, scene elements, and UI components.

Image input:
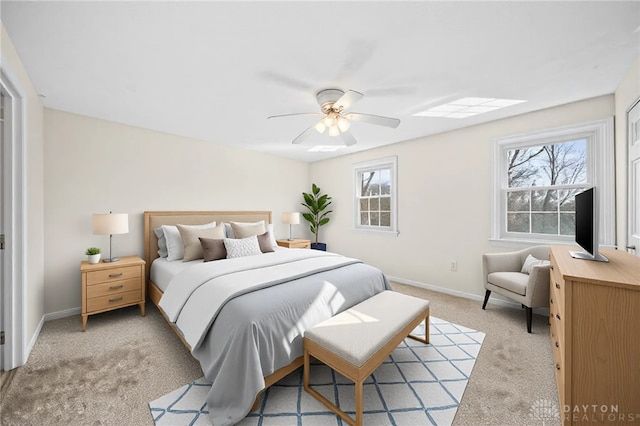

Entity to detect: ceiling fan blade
[292,122,321,144]
[345,112,401,128]
[333,89,364,112]
[340,130,358,146]
[268,112,322,119]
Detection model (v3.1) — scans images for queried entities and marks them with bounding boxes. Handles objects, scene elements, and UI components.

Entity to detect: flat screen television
[569,187,608,262]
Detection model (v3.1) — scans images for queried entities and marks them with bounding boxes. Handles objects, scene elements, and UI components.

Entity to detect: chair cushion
[487,272,529,296]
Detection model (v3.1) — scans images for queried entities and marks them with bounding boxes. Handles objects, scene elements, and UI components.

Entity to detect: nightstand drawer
[86,278,141,299]
[87,289,142,312]
[86,265,141,285]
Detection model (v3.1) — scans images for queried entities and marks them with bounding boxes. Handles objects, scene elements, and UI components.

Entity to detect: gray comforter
[159,249,390,425]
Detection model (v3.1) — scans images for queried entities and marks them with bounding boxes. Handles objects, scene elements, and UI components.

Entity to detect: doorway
[0,65,26,372]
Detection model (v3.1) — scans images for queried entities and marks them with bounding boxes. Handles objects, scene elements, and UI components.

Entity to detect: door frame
[1,58,27,370]
[628,97,640,257]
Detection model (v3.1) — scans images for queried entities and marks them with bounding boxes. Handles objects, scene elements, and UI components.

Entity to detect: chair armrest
[526,263,551,307]
[483,252,522,275]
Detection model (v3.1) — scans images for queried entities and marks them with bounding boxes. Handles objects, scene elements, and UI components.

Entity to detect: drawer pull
[108,297,123,303]
[555,282,560,289]
[550,265,554,270]
[556,314,561,321]
[555,341,559,348]
[109,284,124,290]
[108,272,124,278]
[556,363,561,371]
[550,298,554,304]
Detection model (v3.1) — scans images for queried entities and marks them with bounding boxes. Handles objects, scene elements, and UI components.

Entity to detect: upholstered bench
[303,290,430,426]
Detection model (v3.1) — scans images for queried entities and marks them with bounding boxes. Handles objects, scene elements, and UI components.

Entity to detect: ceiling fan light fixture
[337,116,350,132]
[314,121,327,133]
[328,125,340,137]
[323,114,335,127]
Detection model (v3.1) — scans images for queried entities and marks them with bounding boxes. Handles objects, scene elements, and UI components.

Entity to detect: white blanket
[159,249,360,349]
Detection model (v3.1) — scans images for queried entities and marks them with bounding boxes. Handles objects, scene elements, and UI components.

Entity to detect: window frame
[491,118,615,247]
[352,156,399,236]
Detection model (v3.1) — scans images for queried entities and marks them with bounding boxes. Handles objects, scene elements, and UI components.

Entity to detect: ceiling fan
[268,89,401,146]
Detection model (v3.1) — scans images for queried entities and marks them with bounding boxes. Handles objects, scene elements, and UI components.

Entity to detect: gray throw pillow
[199,237,227,262]
[257,232,274,253]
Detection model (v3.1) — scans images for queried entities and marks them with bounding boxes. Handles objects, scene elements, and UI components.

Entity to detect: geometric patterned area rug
[149,317,485,426]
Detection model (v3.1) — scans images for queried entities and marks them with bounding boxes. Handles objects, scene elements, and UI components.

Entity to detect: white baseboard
[26,315,45,363]
[43,306,81,322]
[387,275,550,316]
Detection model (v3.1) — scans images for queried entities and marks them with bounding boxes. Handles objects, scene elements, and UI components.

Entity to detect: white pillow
[154,227,167,258]
[226,221,277,249]
[224,235,262,258]
[163,221,216,261]
[521,254,550,274]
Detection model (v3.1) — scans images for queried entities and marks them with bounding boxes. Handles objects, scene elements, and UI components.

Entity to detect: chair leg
[525,307,532,333]
[482,290,491,310]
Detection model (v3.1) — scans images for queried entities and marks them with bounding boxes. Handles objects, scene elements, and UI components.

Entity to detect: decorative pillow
[227,221,277,249]
[230,221,267,239]
[199,237,227,262]
[154,227,168,258]
[257,232,274,253]
[224,235,262,258]
[163,221,216,261]
[521,254,550,274]
[161,225,183,261]
[178,223,225,262]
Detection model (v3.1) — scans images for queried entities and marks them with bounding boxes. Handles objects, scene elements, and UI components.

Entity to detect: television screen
[574,187,594,255]
[570,187,608,262]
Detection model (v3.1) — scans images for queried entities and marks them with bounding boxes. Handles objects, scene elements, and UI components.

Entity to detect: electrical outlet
[450,260,457,272]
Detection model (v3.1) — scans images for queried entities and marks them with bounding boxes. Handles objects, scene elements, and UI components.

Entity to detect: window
[353,156,398,235]
[492,118,614,246]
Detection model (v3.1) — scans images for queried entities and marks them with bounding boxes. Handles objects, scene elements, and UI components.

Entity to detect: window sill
[352,228,399,237]
[489,238,575,248]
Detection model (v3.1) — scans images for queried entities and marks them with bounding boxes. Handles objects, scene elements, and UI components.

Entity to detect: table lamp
[281,212,300,241]
[92,212,129,262]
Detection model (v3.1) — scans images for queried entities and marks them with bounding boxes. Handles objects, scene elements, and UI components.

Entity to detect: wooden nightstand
[80,255,146,331]
[276,239,311,249]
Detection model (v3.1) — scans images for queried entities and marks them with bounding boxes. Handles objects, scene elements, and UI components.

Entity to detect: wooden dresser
[81,255,146,331]
[549,245,640,425]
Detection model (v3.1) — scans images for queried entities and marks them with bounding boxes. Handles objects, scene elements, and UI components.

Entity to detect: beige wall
[1,24,45,353]
[43,109,309,314]
[614,56,640,247]
[310,95,616,298]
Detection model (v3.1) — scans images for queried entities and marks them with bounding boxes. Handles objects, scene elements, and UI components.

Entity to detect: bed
[143,211,390,425]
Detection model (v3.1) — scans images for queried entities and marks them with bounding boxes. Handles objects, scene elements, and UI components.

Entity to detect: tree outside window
[506,139,587,237]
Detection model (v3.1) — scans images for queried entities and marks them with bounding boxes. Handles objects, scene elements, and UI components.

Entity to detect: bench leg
[355,379,363,426]
[303,348,310,390]
[408,314,430,344]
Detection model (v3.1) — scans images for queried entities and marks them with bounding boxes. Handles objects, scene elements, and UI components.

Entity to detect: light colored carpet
[0,282,559,425]
[150,317,484,426]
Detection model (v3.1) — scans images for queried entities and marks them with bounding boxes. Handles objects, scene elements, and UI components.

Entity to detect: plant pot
[311,242,327,251]
[87,254,101,264]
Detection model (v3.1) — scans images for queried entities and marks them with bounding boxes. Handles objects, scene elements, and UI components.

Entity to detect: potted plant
[86,247,101,264]
[301,183,333,251]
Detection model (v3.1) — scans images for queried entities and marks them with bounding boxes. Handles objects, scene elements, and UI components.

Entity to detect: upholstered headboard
[143,211,272,282]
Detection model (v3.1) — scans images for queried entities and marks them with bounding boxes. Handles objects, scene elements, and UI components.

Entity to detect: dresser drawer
[86,278,141,299]
[86,265,141,285]
[87,289,142,312]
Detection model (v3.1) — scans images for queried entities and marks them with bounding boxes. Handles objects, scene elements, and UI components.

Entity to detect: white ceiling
[2,1,639,162]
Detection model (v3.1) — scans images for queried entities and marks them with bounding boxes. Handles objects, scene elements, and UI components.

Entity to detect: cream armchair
[482,246,550,333]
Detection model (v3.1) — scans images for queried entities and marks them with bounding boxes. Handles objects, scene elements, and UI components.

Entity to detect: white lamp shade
[93,213,129,235]
[281,212,300,225]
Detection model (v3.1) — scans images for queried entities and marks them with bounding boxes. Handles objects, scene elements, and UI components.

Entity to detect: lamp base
[103,257,120,263]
